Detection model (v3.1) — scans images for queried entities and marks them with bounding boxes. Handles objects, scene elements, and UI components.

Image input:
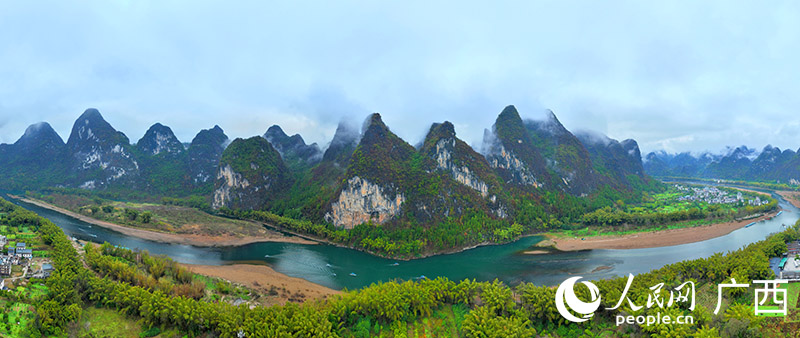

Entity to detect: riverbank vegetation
[26,191,275,238]
[580,184,777,227]
[23,181,778,260]
[3,196,800,336]
[657,176,800,192]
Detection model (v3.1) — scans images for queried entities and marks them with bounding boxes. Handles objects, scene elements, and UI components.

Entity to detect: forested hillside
[0,106,665,258]
[645,145,800,185]
[3,196,798,337]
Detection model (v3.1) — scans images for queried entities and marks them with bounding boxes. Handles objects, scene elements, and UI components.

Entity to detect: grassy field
[340,304,467,337]
[74,306,184,338]
[779,282,800,323]
[628,184,761,214]
[1,301,35,337]
[0,224,49,254]
[36,192,272,238]
[76,307,144,338]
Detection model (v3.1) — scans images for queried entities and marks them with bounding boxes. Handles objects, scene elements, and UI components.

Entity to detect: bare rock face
[212,164,255,209]
[434,138,489,197]
[418,121,508,220]
[65,108,140,188]
[482,106,553,190]
[325,176,405,229]
[137,123,185,156]
[188,125,228,185]
[211,136,290,210]
[487,143,541,188]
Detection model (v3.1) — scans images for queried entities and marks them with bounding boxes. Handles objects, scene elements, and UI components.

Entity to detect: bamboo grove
[3,196,800,337]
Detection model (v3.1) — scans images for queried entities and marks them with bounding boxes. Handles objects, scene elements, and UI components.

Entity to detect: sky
[2,1,800,155]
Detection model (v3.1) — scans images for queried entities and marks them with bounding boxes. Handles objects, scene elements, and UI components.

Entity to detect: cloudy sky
[2,1,800,155]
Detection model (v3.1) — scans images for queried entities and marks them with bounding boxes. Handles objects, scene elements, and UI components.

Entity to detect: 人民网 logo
[555,276,602,323]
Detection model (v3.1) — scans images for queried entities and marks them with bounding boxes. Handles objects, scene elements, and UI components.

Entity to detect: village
[674,184,769,206]
[0,232,55,291]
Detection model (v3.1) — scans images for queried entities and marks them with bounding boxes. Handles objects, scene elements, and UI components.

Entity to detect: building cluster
[673,185,769,206]
[1,236,53,281]
[779,241,800,281]
[1,237,28,277]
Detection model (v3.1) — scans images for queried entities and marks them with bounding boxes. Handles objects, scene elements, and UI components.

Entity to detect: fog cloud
[1,1,800,155]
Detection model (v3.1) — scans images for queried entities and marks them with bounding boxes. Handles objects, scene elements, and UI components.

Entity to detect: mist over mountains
[0,106,648,229]
[644,145,800,184]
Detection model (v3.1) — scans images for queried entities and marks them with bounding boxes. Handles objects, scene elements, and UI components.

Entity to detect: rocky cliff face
[525,110,598,195]
[483,106,552,189]
[424,122,495,197]
[137,123,185,156]
[212,136,291,210]
[188,125,228,185]
[485,141,541,187]
[212,164,254,209]
[65,108,139,188]
[133,122,194,194]
[433,138,489,197]
[325,176,405,229]
[419,121,508,219]
[325,114,414,228]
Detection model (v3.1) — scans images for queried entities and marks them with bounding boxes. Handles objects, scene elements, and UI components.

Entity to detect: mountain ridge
[644,144,800,183]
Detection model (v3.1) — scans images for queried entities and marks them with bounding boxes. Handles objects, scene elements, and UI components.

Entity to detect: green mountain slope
[212,136,292,210]
[483,105,555,190]
[524,110,599,195]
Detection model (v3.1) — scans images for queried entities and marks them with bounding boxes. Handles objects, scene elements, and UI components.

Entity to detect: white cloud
[1,1,800,155]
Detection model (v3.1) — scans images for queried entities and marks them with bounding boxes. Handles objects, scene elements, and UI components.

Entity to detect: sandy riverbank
[182,263,340,305]
[549,211,780,251]
[17,196,317,247]
[777,191,800,209]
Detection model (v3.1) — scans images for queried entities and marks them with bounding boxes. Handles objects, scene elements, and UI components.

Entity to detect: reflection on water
[6,191,798,290]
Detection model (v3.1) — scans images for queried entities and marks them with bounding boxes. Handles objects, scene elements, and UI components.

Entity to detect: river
[5,191,797,290]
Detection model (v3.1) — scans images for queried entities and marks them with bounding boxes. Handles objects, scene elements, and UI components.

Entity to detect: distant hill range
[0,106,650,230]
[644,145,800,185]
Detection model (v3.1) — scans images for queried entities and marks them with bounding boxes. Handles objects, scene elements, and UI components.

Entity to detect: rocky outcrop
[326,176,405,229]
[188,125,228,185]
[212,164,255,209]
[434,138,489,196]
[212,136,290,210]
[65,108,140,188]
[483,106,552,189]
[137,123,185,155]
[487,143,541,187]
